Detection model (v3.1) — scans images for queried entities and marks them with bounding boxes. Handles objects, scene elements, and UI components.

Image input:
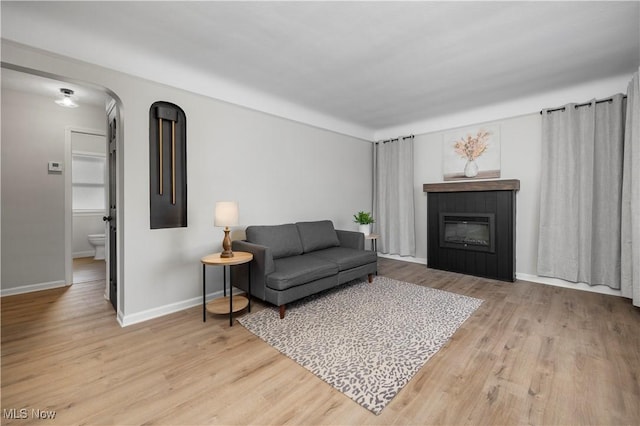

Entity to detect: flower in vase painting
[453,129,491,161]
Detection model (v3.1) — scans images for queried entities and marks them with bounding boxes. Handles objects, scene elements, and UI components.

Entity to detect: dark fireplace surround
[424,180,519,282]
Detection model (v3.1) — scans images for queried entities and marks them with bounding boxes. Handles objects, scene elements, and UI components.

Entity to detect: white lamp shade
[214,201,239,227]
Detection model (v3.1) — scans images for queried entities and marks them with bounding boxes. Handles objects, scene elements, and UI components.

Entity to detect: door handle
[103,216,113,222]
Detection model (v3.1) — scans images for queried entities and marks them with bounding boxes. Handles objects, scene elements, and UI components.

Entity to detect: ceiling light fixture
[55,88,78,108]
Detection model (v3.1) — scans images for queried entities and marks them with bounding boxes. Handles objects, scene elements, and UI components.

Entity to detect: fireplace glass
[439,213,495,253]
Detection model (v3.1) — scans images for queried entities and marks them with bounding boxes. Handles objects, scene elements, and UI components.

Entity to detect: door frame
[64,127,107,288]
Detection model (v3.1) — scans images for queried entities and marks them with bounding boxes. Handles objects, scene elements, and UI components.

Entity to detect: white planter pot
[358,224,371,235]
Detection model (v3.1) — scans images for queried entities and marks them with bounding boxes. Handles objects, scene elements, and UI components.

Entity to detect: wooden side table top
[365,234,380,240]
[201,251,253,266]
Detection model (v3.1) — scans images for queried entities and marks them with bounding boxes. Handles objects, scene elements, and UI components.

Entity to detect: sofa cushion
[267,255,339,291]
[296,220,340,253]
[246,224,303,259]
[308,247,377,271]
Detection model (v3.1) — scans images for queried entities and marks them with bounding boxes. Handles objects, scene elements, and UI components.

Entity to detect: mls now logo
[3,408,56,419]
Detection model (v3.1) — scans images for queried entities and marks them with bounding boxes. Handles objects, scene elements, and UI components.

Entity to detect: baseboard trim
[73,250,95,259]
[118,289,234,327]
[1,280,68,297]
[381,256,624,298]
[377,253,427,265]
[516,273,622,297]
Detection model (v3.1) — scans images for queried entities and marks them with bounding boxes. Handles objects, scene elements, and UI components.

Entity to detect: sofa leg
[279,305,286,319]
[368,273,373,283]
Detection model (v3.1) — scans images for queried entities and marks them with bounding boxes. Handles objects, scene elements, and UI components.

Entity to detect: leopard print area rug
[238,276,483,415]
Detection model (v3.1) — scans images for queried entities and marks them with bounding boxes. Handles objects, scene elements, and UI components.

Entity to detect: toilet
[87,234,106,260]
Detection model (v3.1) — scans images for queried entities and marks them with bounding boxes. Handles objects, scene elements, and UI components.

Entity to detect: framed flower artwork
[442,124,501,181]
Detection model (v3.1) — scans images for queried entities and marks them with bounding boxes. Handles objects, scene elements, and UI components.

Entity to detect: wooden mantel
[423,179,520,193]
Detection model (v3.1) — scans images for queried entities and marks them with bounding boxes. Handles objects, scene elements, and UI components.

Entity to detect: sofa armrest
[336,230,364,250]
[231,240,274,301]
[232,240,274,275]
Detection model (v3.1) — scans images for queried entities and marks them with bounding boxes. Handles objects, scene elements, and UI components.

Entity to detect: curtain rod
[378,134,414,144]
[540,95,627,115]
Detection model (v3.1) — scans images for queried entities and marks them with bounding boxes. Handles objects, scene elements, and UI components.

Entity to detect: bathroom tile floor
[73,257,106,284]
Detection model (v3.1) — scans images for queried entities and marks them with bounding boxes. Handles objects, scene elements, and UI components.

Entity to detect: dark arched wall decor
[149,101,187,229]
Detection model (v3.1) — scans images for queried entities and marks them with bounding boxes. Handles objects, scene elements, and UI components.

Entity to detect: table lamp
[215,201,239,258]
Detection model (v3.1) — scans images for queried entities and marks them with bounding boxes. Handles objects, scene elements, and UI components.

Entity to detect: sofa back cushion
[296,220,340,253]
[246,224,303,259]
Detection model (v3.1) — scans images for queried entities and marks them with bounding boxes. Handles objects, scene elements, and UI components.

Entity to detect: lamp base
[221,227,234,258]
[220,250,234,258]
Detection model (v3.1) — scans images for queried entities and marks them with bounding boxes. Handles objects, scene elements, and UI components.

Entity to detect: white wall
[1,41,373,325]
[379,73,632,286]
[1,87,106,291]
[122,79,372,325]
[412,113,541,276]
[406,75,630,295]
[375,68,633,284]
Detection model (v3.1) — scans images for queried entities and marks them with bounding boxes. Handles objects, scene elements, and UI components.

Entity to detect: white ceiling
[1,67,108,108]
[2,1,638,139]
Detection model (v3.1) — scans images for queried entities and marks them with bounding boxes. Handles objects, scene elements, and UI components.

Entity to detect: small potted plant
[353,211,374,235]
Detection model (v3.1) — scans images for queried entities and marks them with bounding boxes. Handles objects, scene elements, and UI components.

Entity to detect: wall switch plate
[48,161,63,172]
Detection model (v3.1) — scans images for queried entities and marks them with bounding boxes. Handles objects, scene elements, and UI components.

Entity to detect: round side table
[201,251,253,326]
[365,233,379,252]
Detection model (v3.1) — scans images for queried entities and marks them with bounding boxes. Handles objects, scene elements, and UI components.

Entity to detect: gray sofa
[231,220,377,318]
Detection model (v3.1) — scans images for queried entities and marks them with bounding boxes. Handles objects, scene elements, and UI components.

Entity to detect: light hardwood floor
[2,258,639,425]
[72,257,106,284]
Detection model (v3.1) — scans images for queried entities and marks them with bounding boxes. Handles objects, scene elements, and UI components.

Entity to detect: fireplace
[440,213,495,253]
[423,180,519,282]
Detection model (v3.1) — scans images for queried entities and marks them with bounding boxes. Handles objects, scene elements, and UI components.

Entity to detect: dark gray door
[105,106,118,311]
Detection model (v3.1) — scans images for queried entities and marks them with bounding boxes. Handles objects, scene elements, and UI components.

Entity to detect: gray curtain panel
[373,137,415,256]
[621,69,640,307]
[538,94,626,288]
